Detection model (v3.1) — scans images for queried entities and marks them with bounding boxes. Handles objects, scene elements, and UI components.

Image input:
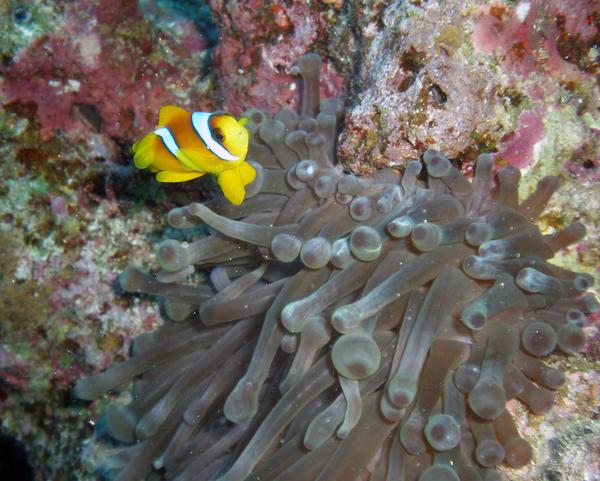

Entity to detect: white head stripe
[191,112,239,162]
[154,127,179,158]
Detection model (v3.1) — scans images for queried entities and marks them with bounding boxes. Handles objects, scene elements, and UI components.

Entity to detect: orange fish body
[132,106,255,205]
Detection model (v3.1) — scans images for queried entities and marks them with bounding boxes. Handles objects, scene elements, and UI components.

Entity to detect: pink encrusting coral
[494,111,545,169]
[0,344,29,393]
[472,0,598,79]
[211,0,345,115]
[75,54,599,481]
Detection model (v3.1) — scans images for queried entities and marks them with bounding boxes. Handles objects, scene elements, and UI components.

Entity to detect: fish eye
[212,129,224,143]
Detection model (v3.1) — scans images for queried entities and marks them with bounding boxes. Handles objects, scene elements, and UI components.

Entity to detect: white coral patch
[515,2,531,22]
[75,33,102,68]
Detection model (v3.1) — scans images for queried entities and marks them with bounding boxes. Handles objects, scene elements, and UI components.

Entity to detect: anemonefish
[132,105,255,205]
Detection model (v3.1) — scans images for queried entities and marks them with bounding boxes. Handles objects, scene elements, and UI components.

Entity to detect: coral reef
[209,0,346,115]
[0,2,215,478]
[75,54,599,481]
[0,1,598,480]
[332,0,599,177]
[1,0,213,143]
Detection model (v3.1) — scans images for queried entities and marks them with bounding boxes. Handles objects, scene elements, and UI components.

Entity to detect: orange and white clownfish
[132,105,255,205]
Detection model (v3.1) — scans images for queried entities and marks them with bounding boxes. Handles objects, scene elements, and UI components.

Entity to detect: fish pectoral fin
[218,169,245,205]
[239,161,257,186]
[158,105,188,127]
[132,133,158,169]
[156,171,205,183]
[177,148,216,172]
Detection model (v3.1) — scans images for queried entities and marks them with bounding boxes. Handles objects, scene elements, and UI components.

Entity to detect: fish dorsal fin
[158,105,188,127]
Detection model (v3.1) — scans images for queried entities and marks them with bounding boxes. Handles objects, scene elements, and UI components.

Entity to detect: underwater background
[0,0,598,480]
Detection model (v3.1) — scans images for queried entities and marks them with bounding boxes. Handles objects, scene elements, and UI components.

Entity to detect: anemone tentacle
[75,53,598,481]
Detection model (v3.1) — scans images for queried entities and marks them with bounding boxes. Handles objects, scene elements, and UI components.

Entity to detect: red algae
[211,0,344,114]
[495,111,545,169]
[2,0,210,142]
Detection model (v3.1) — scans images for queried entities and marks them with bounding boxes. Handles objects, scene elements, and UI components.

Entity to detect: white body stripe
[191,112,239,162]
[154,127,180,158]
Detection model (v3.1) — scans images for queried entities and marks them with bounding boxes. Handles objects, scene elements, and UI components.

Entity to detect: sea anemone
[75,53,598,481]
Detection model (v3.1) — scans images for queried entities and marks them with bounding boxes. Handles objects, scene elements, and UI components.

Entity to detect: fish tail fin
[158,105,188,127]
[132,133,160,169]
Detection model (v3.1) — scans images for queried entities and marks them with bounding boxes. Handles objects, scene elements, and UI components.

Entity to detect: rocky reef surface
[0,0,597,480]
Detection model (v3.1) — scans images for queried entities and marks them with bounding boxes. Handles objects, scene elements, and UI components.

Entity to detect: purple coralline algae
[75,53,600,481]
